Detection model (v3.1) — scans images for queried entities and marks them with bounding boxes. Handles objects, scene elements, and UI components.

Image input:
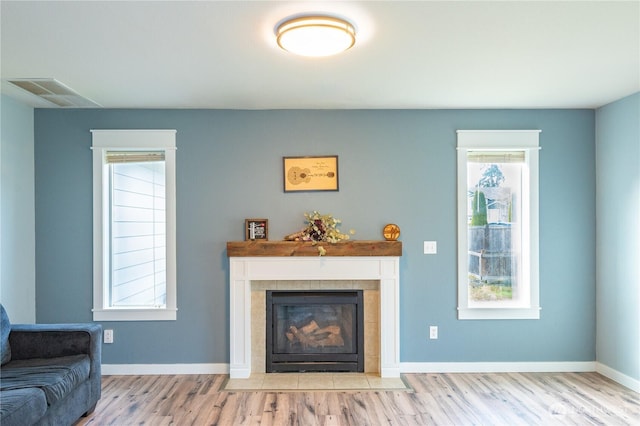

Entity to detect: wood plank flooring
[76,372,639,425]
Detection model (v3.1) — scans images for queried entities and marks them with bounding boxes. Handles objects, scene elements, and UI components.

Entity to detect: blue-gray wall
[595,93,640,382]
[34,109,596,365]
[0,95,36,323]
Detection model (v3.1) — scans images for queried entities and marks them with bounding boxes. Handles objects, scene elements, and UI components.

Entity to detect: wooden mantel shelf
[226,240,402,257]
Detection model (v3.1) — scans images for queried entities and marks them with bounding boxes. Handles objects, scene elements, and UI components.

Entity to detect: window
[457,130,540,319]
[92,130,177,321]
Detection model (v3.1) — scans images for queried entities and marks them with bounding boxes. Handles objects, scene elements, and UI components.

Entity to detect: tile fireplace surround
[227,241,402,379]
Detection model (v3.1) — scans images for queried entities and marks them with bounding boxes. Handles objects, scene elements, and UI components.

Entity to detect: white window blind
[106,151,165,163]
[467,151,526,163]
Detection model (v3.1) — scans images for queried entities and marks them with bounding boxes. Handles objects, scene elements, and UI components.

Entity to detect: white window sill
[458,307,541,320]
[93,308,177,322]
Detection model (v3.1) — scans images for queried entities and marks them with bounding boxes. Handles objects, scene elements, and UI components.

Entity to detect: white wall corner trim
[596,362,640,393]
[101,363,229,376]
[400,361,596,374]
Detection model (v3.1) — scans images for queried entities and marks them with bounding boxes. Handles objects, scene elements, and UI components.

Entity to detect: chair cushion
[0,388,47,426]
[0,304,11,365]
[0,354,90,406]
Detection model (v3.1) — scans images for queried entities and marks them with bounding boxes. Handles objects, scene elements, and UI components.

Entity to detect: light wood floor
[77,372,639,425]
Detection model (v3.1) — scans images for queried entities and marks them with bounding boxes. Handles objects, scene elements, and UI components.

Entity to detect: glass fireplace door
[266,291,364,373]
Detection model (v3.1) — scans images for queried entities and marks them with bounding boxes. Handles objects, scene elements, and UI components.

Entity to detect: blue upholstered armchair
[0,304,102,426]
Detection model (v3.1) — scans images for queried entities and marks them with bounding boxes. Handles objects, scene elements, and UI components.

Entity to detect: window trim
[456,130,541,320]
[91,130,177,321]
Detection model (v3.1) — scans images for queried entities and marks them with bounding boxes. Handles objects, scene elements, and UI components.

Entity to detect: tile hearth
[224,373,410,392]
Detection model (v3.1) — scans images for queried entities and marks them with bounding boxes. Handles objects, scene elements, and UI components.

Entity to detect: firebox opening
[266,290,364,373]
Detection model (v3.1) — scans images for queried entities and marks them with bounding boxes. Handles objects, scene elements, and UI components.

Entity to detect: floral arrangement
[285,211,354,255]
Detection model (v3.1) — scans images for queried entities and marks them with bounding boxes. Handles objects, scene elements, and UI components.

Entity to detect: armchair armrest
[9,323,102,360]
[8,323,103,401]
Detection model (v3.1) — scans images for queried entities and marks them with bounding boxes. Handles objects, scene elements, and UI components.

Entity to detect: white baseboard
[596,362,640,392]
[400,361,596,374]
[103,362,596,376]
[102,363,229,375]
[101,361,638,393]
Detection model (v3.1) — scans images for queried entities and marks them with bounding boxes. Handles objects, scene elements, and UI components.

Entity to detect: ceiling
[1,0,638,109]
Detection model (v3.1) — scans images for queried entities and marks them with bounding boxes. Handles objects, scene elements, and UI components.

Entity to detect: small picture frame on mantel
[245,219,268,240]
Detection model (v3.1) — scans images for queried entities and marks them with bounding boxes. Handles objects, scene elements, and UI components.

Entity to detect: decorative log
[226,240,402,257]
[287,321,345,348]
[300,320,319,335]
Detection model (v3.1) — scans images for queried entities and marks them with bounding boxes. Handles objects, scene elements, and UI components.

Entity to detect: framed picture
[245,219,268,240]
[283,155,339,192]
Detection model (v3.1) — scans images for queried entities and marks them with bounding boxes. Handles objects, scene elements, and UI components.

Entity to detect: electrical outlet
[423,241,437,254]
[104,329,114,344]
[429,326,438,340]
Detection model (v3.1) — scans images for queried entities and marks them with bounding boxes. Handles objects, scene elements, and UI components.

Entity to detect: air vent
[7,78,101,107]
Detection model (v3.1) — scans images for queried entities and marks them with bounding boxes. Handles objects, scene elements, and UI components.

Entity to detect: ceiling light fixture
[276,15,356,57]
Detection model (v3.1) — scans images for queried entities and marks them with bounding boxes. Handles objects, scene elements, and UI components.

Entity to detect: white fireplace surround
[229,256,400,379]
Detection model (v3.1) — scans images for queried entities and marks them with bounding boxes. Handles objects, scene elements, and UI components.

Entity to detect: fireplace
[266,290,364,373]
[227,241,401,379]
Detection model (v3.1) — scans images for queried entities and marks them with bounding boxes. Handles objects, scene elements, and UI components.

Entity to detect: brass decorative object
[383,224,400,241]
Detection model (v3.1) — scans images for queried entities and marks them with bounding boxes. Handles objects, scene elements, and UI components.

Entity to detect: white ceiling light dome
[276,15,356,57]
